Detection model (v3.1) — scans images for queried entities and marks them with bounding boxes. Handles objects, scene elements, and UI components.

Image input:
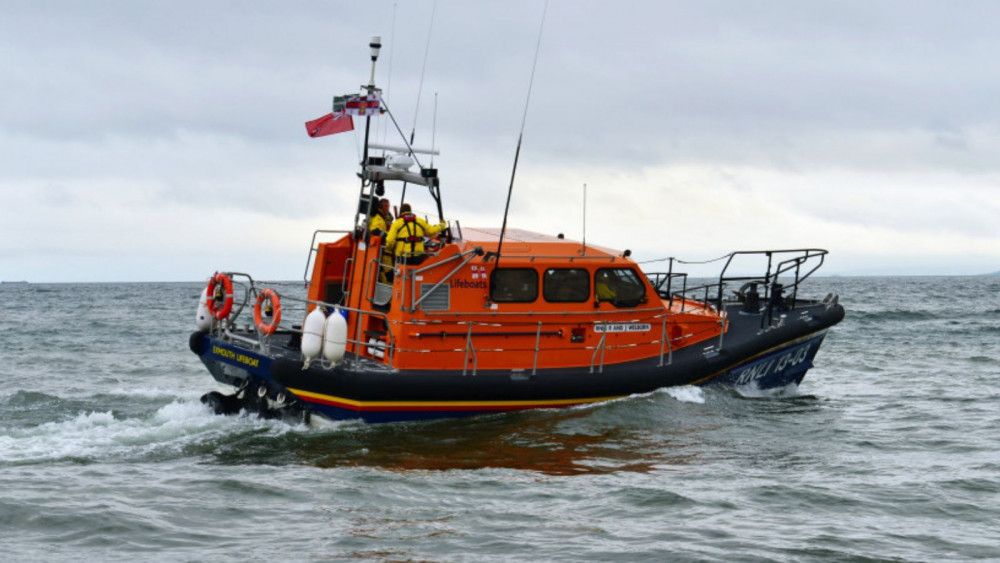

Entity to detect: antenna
[431,92,438,168]
[379,2,398,151]
[495,0,549,266]
[410,0,437,147]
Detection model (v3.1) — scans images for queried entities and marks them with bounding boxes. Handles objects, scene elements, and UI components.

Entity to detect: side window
[594,268,646,307]
[543,268,590,303]
[490,268,538,303]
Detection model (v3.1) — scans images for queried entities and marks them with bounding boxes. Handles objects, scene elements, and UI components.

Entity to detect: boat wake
[0,397,296,466]
[734,381,803,399]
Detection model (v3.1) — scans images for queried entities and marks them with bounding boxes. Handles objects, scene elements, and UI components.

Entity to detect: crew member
[367,198,394,282]
[595,270,616,301]
[385,203,446,264]
[368,198,393,235]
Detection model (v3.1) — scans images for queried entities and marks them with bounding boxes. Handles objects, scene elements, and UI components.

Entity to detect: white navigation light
[370,36,382,61]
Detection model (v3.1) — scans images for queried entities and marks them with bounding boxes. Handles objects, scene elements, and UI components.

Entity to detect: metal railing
[645,248,828,314]
[206,273,395,367]
[208,275,722,375]
[301,229,351,284]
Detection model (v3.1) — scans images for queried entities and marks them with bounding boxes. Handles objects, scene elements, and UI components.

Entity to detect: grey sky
[2,1,998,281]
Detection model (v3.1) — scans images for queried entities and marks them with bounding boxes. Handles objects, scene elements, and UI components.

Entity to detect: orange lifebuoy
[253,288,282,335]
[205,272,234,320]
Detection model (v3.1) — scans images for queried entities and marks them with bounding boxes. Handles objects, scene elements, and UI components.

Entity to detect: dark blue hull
[190,299,843,423]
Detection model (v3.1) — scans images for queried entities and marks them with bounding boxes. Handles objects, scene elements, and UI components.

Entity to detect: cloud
[2,0,1000,281]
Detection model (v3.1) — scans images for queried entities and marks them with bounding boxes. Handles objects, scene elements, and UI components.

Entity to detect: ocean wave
[1,390,64,406]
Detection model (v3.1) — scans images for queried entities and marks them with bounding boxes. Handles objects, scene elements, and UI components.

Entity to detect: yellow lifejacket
[386,213,444,257]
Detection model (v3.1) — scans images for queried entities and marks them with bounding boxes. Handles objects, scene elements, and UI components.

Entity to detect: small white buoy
[323,308,348,362]
[195,285,212,331]
[301,308,326,364]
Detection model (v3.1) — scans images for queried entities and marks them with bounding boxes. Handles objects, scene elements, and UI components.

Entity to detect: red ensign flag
[305,113,354,137]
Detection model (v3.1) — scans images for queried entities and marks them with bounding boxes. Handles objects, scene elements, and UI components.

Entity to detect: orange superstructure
[306,226,725,374]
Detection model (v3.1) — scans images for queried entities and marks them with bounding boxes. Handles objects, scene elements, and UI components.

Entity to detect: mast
[361,36,382,176]
[348,37,382,335]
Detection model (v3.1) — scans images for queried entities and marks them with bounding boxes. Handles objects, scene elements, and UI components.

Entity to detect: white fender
[301,308,326,361]
[367,337,385,360]
[195,286,212,331]
[323,309,348,362]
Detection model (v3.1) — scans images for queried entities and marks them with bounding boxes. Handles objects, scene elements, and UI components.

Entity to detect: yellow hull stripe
[286,387,627,410]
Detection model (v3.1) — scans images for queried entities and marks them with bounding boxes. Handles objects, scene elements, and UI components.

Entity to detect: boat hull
[191,301,844,423]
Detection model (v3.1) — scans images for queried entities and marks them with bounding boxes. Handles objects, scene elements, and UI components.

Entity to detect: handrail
[210,277,397,367]
[212,279,723,374]
[532,322,542,376]
[214,248,832,373]
[404,247,483,313]
[645,249,829,314]
[340,257,354,303]
[421,306,667,318]
[646,271,688,303]
[658,315,673,366]
[302,229,351,284]
[590,325,608,373]
[718,249,827,312]
[462,322,478,376]
[491,254,620,262]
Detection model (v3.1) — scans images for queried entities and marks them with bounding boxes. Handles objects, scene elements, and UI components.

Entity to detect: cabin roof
[460,227,563,243]
[458,227,622,258]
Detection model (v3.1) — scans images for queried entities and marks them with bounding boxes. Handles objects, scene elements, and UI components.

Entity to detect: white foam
[0,399,290,464]
[660,386,706,404]
[104,386,204,400]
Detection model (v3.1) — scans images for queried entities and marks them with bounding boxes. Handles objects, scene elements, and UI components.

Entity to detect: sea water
[1,277,998,561]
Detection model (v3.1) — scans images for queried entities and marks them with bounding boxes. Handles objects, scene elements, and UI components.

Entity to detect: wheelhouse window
[543,268,590,303]
[490,268,538,303]
[594,268,646,307]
